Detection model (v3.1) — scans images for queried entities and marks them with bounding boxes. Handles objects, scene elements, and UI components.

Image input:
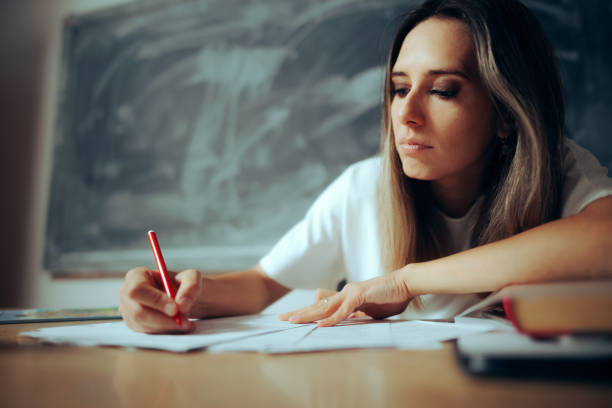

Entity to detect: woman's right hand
[118,266,203,333]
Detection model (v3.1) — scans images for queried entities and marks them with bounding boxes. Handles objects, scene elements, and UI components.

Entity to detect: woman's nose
[397,91,424,127]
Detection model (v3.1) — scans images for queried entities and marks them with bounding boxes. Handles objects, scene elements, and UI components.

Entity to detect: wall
[42,0,392,275]
[0,1,48,307]
[0,0,311,310]
[0,0,133,308]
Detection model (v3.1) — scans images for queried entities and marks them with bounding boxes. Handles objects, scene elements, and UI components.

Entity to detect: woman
[119,0,612,333]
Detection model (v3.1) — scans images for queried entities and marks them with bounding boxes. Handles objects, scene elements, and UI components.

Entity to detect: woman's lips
[398,141,433,154]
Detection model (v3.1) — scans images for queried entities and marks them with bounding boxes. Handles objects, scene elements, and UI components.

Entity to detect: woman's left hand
[279,272,412,326]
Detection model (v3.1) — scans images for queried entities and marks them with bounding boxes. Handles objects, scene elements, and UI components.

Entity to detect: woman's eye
[431,88,458,99]
[391,87,409,98]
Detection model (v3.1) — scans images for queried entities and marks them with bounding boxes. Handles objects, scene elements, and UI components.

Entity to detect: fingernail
[164,303,176,316]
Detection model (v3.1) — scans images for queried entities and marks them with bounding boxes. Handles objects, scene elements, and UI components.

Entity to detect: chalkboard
[44,0,612,274]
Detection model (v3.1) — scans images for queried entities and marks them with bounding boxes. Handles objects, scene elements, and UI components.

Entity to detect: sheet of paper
[21,314,308,352]
[208,325,315,353]
[390,320,496,350]
[456,291,505,318]
[268,319,396,353]
[453,316,514,332]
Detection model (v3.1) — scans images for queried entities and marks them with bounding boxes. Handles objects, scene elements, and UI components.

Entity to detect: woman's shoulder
[344,155,381,173]
[562,137,611,185]
[341,156,381,193]
[563,138,608,171]
[310,156,381,210]
[560,137,612,216]
[313,156,380,209]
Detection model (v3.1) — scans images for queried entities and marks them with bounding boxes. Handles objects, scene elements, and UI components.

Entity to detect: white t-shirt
[260,138,612,319]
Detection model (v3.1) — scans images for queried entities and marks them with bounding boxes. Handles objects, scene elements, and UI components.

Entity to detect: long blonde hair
[378,0,565,274]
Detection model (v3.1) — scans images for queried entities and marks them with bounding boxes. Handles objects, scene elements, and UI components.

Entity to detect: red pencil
[147,230,183,327]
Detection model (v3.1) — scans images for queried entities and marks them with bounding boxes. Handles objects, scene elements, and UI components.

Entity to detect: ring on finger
[322,297,328,304]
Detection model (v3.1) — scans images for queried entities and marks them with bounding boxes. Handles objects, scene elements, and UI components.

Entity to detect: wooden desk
[1,321,611,408]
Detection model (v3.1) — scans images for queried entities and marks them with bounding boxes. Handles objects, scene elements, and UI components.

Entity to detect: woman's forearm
[401,197,612,296]
[192,265,291,318]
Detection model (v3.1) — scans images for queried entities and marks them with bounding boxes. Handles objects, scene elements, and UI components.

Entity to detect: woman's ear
[494,107,515,156]
[495,107,513,140]
[497,120,510,140]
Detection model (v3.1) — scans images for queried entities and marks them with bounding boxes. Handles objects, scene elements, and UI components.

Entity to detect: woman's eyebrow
[391,69,470,80]
[428,69,469,79]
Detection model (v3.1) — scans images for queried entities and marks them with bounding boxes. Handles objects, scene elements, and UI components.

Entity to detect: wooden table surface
[1,321,611,408]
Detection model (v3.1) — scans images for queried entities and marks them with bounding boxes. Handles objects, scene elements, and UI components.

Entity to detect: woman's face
[391,17,496,187]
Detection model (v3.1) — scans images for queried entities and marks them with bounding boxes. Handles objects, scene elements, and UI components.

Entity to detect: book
[0,307,121,324]
[459,280,612,337]
[454,331,612,379]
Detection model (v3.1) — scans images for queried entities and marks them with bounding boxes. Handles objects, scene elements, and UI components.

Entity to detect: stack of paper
[21,314,503,353]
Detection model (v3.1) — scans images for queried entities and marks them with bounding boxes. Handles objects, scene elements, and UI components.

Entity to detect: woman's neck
[429,169,484,218]
[428,141,496,218]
